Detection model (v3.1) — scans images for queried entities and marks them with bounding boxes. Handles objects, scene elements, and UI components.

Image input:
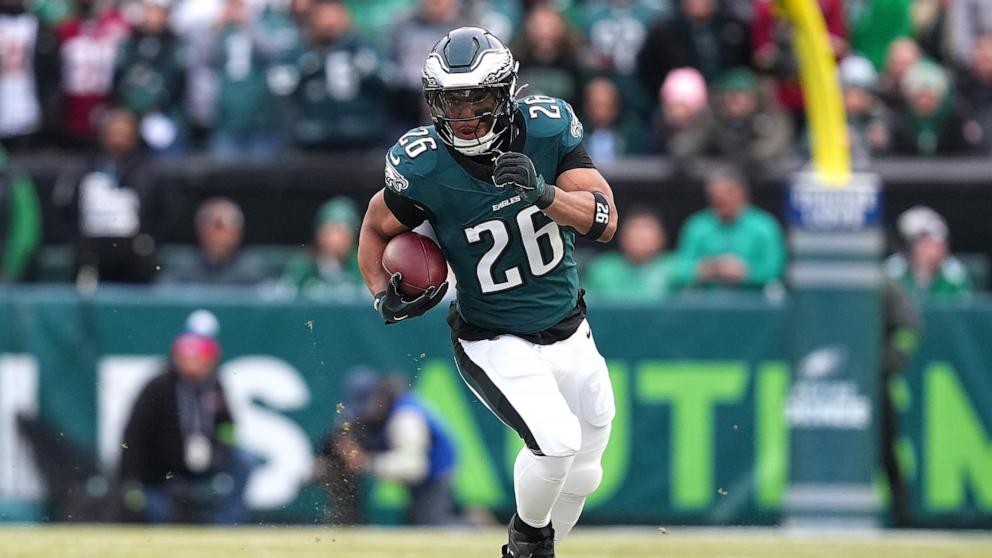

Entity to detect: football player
[358,27,618,558]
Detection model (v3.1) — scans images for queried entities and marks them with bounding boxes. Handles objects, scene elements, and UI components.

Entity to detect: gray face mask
[426,86,512,156]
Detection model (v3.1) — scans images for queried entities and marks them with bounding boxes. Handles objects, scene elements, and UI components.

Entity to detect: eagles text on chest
[492,194,522,212]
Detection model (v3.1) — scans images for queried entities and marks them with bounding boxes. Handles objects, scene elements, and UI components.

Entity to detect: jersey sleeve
[382,138,437,228]
[556,98,585,155]
[555,99,596,176]
[518,95,596,180]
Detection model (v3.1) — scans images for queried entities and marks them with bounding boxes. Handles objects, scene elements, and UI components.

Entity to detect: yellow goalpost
[776,0,851,185]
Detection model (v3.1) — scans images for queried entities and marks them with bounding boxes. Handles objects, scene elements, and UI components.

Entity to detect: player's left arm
[492,154,618,243]
[543,167,618,242]
[493,98,618,242]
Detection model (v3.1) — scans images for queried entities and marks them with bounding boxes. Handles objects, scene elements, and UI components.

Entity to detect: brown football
[382,232,448,297]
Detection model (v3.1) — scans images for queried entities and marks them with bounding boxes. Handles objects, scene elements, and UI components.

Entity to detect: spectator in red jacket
[56,0,129,147]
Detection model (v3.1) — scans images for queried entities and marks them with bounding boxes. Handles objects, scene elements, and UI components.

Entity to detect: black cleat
[501,514,555,558]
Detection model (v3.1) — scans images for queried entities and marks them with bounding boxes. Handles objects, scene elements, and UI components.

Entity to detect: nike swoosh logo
[389,152,401,166]
[393,315,408,321]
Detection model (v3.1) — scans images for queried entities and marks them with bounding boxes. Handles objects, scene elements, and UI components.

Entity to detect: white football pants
[452,319,615,544]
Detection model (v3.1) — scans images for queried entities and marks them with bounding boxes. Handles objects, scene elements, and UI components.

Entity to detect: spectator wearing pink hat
[655,67,712,161]
[665,67,794,174]
[119,309,254,524]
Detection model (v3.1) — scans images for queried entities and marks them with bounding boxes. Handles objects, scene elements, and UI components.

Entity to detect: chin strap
[452,132,498,155]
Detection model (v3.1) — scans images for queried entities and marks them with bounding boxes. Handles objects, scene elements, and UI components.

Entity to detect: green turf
[1,526,991,558]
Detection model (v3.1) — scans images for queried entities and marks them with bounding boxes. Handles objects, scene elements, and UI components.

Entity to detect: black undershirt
[384,190,435,229]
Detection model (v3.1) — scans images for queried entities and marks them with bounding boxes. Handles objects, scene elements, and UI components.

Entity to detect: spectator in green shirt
[884,205,973,300]
[674,168,786,290]
[0,145,41,282]
[282,196,364,299]
[584,206,675,302]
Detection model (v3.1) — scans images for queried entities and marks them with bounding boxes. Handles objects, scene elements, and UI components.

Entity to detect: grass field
[1,526,991,558]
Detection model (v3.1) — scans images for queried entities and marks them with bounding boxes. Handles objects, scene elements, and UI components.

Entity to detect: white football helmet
[421,27,519,156]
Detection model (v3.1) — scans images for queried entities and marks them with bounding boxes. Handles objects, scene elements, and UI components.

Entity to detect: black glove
[493,151,556,209]
[373,272,448,324]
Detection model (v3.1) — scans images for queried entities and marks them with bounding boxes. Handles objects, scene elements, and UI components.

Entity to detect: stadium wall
[11,154,992,270]
[0,287,990,527]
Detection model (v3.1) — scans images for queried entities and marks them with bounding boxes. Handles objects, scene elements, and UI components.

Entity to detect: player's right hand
[373,272,448,324]
[493,151,555,209]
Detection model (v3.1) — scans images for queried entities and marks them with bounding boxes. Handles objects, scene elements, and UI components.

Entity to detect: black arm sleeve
[556,142,596,178]
[383,188,430,229]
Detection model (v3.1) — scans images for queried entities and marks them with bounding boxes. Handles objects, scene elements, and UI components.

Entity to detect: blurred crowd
[0,0,986,300]
[582,168,975,303]
[2,0,992,164]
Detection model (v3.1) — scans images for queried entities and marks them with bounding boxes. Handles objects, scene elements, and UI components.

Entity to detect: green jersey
[673,206,787,289]
[884,253,974,300]
[383,95,587,334]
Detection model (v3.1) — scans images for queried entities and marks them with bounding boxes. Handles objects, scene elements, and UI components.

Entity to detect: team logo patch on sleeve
[384,157,409,192]
[564,102,583,139]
